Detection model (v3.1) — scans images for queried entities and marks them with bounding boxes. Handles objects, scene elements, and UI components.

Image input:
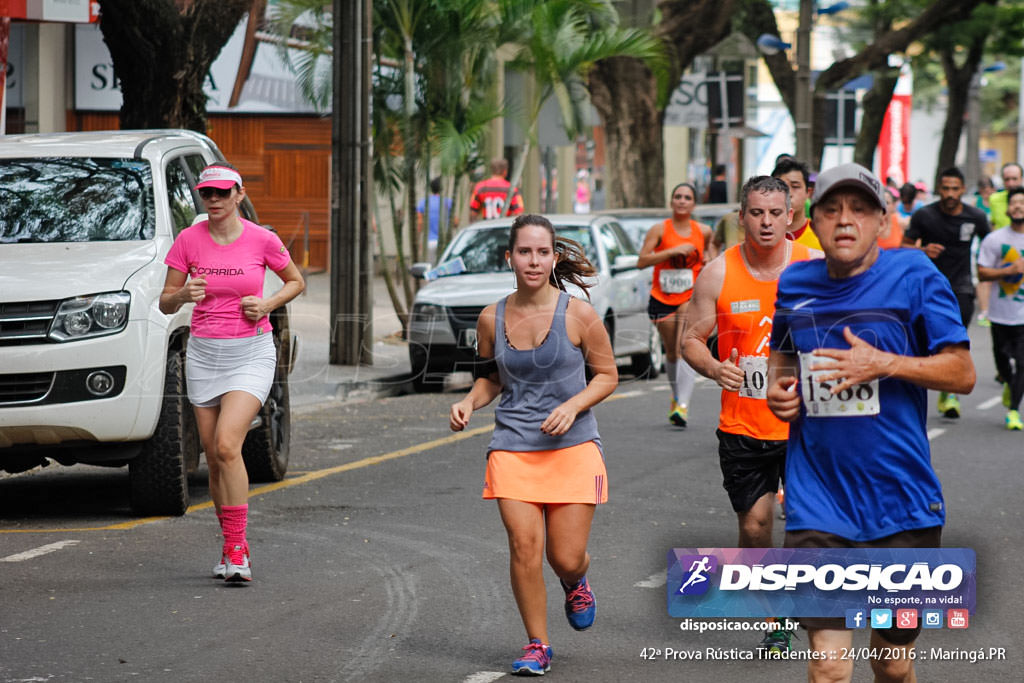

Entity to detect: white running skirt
[186,334,276,407]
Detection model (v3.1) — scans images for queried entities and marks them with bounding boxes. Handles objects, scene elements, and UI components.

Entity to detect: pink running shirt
[165,219,292,338]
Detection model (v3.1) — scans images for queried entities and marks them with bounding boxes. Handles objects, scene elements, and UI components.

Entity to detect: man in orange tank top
[683,176,819,547]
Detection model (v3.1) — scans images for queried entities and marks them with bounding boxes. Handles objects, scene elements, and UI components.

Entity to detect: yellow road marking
[1,389,637,534]
[0,425,495,533]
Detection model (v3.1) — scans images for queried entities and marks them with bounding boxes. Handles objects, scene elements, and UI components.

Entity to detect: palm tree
[496,0,666,214]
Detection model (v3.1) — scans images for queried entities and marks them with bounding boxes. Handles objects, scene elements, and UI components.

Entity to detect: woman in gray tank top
[449,214,618,676]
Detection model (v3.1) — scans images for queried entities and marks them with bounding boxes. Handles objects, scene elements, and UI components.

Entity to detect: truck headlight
[49,291,131,341]
[412,303,447,323]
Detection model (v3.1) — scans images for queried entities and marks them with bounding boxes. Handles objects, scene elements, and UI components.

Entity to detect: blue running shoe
[561,576,596,631]
[512,639,552,676]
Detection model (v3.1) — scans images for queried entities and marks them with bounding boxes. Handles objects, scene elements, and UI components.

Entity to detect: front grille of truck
[448,305,485,331]
[0,300,59,345]
[0,372,55,404]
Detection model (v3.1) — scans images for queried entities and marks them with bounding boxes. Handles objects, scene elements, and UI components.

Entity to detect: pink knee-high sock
[220,504,248,557]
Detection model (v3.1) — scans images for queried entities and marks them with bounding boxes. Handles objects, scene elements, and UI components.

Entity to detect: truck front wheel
[129,350,197,516]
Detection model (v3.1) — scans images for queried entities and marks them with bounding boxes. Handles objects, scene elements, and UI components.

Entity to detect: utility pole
[330,0,373,365]
[795,0,814,163]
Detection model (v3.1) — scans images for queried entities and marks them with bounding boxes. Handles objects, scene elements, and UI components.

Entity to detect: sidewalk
[287,271,413,408]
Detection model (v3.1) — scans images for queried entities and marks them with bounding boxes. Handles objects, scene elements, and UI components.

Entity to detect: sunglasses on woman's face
[198,187,233,200]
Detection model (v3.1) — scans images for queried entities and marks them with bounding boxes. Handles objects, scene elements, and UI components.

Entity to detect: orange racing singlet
[650,219,706,306]
[716,241,812,440]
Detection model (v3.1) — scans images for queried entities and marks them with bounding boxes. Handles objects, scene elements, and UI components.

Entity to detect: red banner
[879,94,911,187]
[0,1,97,22]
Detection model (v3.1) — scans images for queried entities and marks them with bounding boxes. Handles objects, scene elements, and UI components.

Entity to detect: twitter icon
[870,609,892,629]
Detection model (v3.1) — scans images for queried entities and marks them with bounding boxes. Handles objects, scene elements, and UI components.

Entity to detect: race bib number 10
[738,355,768,399]
[798,352,880,416]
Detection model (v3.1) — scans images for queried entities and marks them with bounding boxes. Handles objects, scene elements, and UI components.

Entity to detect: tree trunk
[854,67,900,168]
[742,0,989,169]
[936,39,985,189]
[587,0,735,208]
[588,57,663,208]
[97,0,251,132]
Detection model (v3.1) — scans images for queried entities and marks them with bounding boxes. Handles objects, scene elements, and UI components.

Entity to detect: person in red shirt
[470,158,525,221]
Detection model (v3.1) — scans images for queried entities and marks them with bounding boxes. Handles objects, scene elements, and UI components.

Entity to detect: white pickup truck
[0,130,295,515]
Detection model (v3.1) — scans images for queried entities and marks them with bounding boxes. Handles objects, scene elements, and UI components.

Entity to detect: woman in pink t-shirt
[159,163,304,583]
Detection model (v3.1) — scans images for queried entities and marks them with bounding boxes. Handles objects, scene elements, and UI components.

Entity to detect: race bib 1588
[798,352,880,416]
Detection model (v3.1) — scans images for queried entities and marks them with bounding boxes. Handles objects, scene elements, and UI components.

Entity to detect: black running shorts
[647,296,679,322]
[716,429,786,513]
[784,526,943,645]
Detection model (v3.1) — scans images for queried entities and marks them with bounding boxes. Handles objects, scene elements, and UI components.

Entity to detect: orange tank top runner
[651,218,706,306]
[715,242,812,440]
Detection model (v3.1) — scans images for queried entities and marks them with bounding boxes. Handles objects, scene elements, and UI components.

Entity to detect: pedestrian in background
[470,158,524,221]
[637,182,712,428]
[704,164,728,203]
[417,177,457,261]
[573,170,592,214]
[988,162,1023,229]
[877,188,904,249]
[974,175,996,326]
[449,214,617,676]
[159,163,305,583]
[976,186,1024,431]
[767,163,975,683]
[772,157,820,250]
[897,182,922,221]
[903,166,989,418]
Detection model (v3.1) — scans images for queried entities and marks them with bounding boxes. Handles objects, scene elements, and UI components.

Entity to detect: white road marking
[461,672,506,683]
[927,428,945,441]
[977,395,1003,410]
[1,540,80,562]
[634,572,666,588]
[651,385,670,391]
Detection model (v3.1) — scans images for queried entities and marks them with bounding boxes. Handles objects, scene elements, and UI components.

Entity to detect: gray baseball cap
[810,163,887,212]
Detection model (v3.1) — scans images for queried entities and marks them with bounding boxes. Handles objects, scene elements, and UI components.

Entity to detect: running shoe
[213,551,228,579]
[511,639,552,676]
[936,392,948,415]
[1003,383,1011,409]
[776,487,786,520]
[1006,410,1023,431]
[669,404,688,428]
[224,544,252,582]
[561,576,596,631]
[759,627,795,654]
[943,395,961,419]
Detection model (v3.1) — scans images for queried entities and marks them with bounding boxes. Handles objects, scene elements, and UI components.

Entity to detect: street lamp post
[795,0,814,162]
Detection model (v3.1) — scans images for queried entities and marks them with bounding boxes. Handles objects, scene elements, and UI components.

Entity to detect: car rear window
[0,158,155,243]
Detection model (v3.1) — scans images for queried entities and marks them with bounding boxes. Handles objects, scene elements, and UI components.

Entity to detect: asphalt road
[1,327,1020,682]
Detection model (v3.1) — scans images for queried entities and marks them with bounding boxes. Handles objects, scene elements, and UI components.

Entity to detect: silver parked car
[407,215,663,390]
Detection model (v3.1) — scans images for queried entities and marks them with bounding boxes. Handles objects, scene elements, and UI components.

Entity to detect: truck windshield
[445,225,597,274]
[0,158,155,243]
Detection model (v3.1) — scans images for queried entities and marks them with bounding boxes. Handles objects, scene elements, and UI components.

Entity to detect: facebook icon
[845,609,866,629]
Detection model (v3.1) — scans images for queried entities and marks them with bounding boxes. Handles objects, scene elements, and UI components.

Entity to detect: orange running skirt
[483,440,608,504]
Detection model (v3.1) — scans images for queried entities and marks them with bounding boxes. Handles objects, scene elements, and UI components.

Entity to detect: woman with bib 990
[449,214,617,676]
[159,163,304,583]
[637,182,713,428]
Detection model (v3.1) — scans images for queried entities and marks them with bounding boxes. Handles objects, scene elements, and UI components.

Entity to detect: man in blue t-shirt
[416,177,456,259]
[766,163,976,683]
